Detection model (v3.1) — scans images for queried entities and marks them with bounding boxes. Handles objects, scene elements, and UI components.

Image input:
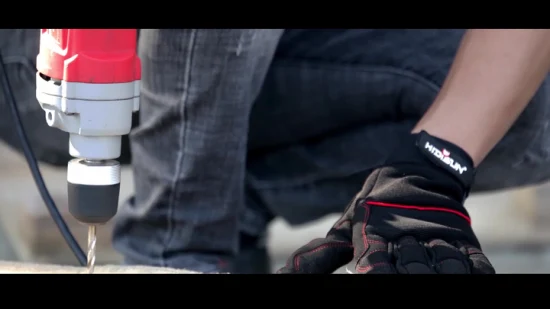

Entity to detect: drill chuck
[67,159,121,225]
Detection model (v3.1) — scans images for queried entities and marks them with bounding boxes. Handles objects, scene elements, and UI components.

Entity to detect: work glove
[277,130,495,274]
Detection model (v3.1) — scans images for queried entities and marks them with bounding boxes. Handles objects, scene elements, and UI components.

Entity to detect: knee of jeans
[473,150,550,192]
[473,86,550,192]
[474,128,550,192]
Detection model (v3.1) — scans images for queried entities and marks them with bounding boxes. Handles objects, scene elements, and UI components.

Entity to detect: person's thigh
[246,29,550,227]
[113,29,284,273]
[248,29,461,151]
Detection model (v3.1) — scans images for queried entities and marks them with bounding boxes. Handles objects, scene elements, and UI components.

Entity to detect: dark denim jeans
[2,29,550,273]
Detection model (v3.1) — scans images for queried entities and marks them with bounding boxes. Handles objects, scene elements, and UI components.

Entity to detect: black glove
[277,131,495,274]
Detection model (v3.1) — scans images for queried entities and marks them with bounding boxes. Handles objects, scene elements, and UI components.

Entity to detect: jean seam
[161,29,197,266]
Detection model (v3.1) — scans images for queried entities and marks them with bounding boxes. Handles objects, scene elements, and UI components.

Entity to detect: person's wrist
[415,130,475,189]
[385,131,476,193]
[412,119,490,167]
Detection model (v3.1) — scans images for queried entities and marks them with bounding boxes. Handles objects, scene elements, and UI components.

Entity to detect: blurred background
[2,140,550,273]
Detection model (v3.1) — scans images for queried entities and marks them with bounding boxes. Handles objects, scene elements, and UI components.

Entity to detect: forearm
[413,29,550,166]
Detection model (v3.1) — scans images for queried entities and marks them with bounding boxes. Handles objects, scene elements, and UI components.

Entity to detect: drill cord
[0,53,87,266]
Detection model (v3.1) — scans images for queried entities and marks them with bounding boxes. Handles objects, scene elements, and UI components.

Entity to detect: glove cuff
[386,131,475,191]
[416,131,475,189]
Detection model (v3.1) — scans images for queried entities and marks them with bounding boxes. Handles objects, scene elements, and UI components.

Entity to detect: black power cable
[0,53,87,266]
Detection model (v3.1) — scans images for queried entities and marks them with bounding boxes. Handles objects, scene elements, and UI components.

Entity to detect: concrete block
[0,261,200,274]
[465,188,550,250]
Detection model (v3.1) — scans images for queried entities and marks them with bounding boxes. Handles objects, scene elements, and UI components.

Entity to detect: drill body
[36,29,141,225]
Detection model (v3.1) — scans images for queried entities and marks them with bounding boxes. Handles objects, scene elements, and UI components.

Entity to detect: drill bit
[87,225,96,274]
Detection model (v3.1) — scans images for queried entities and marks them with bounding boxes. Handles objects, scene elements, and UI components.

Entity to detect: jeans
[2,29,550,273]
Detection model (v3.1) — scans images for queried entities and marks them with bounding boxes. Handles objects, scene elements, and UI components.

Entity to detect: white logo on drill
[424,141,468,175]
[43,29,64,58]
[46,29,62,46]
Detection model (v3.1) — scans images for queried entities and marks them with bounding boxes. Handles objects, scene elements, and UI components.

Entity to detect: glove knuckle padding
[456,242,496,274]
[427,239,470,274]
[393,236,435,274]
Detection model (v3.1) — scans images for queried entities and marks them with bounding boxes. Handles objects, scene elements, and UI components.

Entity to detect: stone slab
[0,261,200,274]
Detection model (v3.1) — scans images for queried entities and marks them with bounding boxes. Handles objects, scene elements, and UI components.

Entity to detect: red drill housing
[35,29,142,226]
[36,29,141,84]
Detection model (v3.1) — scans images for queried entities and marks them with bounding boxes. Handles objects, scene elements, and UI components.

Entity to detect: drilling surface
[0,261,203,274]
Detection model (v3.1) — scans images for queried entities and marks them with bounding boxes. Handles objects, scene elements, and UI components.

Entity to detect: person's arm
[413,29,550,166]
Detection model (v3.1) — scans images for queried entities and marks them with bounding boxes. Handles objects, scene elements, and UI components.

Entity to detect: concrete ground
[2,141,550,273]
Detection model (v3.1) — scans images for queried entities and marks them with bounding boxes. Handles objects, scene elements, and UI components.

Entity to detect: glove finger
[393,236,436,274]
[276,237,353,274]
[455,241,496,274]
[427,239,470,274]
[353,234,396,274]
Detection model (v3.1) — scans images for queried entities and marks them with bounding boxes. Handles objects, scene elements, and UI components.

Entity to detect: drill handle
[37,29,141,84]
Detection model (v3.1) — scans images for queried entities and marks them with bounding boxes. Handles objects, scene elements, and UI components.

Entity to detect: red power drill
[35,29,141,271]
